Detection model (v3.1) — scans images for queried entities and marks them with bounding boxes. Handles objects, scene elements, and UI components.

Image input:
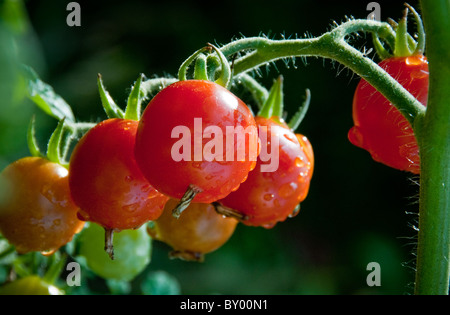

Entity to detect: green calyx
[178,43,232,88]
[253,75,311,131]
[373,3,426,59]
[98,73,178,121]
[258,76,284,120]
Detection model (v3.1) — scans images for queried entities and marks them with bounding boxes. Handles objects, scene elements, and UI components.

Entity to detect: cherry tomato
[348,55,428,174]
[218,116,314,228]
[77,222,151,281]
[148,199,238,261]
[134,80,258,204]
[69,118,169,231]
[0,157,84,255]
[0,275,64,295]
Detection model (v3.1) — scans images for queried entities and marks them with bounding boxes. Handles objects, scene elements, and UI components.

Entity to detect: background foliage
[0,0,422,294]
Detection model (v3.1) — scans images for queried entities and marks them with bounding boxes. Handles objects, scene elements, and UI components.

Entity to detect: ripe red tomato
[69,118,169,231]
[348,55,428,174]
[218,116,314,228]
[0,157,84,254]
[135,80,258,204]
[148,199,238,261]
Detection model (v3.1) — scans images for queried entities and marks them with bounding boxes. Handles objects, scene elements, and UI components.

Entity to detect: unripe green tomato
[0,276,64,295]
[77,223,151,281]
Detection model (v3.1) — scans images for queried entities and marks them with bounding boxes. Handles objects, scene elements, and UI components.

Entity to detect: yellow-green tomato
[0,276,64,295]
[77,223,151,281]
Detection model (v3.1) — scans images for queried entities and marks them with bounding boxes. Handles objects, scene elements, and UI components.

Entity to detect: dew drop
[294,156,305,168]
[125,175,133,182]
[288,204,301,218]
[262,222,276,229]
[278,182,297,199]
[123,203,140,213]
[348,126,364,148]
[263,193,274,201]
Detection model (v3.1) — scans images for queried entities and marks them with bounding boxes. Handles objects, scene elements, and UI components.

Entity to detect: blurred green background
[0,0,422,294]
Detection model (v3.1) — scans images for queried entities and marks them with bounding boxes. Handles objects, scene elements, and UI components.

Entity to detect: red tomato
[148,199,238,261]
[348,55,428,174]
[0,157,84,254]
[134,80,258,203]
[69,118,169,231]
[218,116,314,228]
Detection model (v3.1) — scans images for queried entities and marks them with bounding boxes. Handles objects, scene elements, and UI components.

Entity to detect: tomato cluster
[0,73,315,268]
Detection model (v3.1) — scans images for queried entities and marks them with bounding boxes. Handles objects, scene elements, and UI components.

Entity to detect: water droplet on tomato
[278,182,297,198]
[288,204,301,218]
[263,193,274,201]
[262,222,276,229]
[405,56,423,66]
[123,203,140,213]
[294,156,305,168]
[125,175,133,182]
[348,126,364,148]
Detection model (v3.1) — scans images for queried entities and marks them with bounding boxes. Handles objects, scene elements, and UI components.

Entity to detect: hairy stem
[221,19,425,126]
[414,0,450,295]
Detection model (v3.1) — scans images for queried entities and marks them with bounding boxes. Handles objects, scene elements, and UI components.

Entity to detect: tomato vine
[0,1,448,295]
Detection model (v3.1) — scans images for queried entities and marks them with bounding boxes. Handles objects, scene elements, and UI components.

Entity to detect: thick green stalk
[415,0,450,295]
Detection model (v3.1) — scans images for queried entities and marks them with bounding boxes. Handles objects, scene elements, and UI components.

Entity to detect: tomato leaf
[21,65,75,122]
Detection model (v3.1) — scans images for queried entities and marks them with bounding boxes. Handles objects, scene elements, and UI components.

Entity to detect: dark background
[0,0,422,294]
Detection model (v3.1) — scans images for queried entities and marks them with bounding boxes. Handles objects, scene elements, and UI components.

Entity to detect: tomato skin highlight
[69,118,168,231]
[219,117,314,228]
[135,80,258,203]
[348,55,428,174]
[148,199,238,260]
[0,157,84,254]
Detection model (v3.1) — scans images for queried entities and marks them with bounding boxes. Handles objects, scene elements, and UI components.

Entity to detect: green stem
[414,0,450,295]
[221,19,425,126]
